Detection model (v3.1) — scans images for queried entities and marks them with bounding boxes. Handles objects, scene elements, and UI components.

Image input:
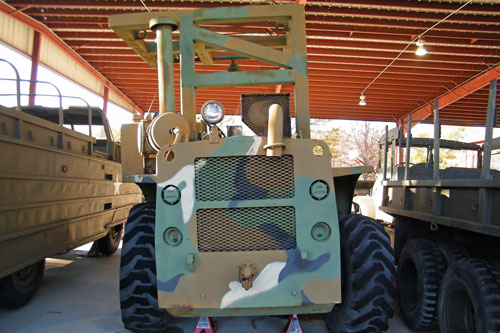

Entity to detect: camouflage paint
[108,4,369,317]
[154,136,341,316]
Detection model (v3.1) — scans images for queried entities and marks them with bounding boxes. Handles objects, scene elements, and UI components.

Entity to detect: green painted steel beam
[192,27,291,69]
[192,70,294,88]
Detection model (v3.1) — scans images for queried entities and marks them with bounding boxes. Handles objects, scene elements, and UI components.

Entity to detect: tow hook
[239,263,257,291]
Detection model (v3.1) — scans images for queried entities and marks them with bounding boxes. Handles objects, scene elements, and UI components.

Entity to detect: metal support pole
[383,125,388,180]
[432,100,441,216]
[29,31,41,106]
[103,86,109,115]
[481,79,497,180]
[433,100,440,180]
[478,79,497,226]
[404,115,412,181]
[155,24,176,114]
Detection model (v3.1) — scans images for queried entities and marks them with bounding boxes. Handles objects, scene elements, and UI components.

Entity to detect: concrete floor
[0,243,410,333]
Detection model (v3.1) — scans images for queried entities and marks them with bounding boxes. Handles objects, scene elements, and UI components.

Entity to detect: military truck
[110,4,395,332]
[0,59,142,308]
[379,83,500,332]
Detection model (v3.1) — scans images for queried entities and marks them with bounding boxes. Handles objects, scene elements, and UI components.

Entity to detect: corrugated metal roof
[2,0,499,125]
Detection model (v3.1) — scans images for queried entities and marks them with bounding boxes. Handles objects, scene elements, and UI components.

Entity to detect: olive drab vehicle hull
[0,61,142,308]
[378,81,500,332]
[112,4,395,332]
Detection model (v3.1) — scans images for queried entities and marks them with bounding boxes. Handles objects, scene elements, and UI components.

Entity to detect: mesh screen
[241,94,291,137]
[195,155,294,201]
[196,206,296,252]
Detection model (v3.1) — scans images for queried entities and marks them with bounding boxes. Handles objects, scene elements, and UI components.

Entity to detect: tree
[335,122,384,180]
[311,119,342,160]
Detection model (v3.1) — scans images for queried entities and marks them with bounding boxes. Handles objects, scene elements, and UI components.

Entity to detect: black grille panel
[194,155,294,201]
[196,207,296,252]
[241,93,291,137]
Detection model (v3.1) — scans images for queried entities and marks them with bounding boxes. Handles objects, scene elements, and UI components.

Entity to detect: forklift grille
[196,206,296,252]
[194,155,294,201]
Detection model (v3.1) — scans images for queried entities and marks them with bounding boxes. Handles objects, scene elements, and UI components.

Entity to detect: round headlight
[201,100,225,124]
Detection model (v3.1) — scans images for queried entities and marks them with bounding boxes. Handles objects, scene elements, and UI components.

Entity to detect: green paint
[193,27,230,48]
[286,54,308,77]
[194,70,294,88]
[146,42,157,53]
[192,6,250,22]
[154,137,341,312]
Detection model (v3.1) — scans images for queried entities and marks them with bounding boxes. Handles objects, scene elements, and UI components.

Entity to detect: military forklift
[110,4,395,332]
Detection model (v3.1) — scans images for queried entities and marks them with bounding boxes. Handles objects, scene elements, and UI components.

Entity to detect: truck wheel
[0,260,45,309]
[93,223,124,256]
[436,240,469,268]
[120,203,170,332]
[324,214,396,332]
[397,238,445,331]
[438,258,500,333]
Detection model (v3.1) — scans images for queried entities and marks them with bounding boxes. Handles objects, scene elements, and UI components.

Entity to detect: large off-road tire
[435,240,469,268]
[324,214,396,332]
[438,258,500,333]
[120,203,169,332]
[93,223,124,256]
[397,238,445,331]
[0,260,45,309]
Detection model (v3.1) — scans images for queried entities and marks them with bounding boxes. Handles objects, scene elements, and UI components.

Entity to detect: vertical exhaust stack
[150,18,177,114]
[265,104,285,157]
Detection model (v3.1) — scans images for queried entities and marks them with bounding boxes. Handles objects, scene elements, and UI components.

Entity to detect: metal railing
[0,58,93,133]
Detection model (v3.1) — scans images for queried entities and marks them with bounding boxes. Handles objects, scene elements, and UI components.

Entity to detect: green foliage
[408,126,467,167]
[311,119,342,159]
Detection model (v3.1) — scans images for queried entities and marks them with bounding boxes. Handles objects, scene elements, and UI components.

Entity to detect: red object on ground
[284,314,303,333]
[194,317,216,333]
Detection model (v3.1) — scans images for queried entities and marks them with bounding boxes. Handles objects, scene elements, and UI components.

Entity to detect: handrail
[0,59,21,110]
[0,90,93,135]
[0,77,64,124]
[0,58,93,134]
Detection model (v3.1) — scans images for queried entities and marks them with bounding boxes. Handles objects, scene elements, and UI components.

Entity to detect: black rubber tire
[120,203,170,332]
[438,258,500,333]
[324,214,396,333]
[0,260,45,309]
[435,240,469,268]
[397,238,445,331]
[94,223,124,256]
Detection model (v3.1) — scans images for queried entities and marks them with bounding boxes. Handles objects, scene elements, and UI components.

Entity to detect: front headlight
[201,100,225,124]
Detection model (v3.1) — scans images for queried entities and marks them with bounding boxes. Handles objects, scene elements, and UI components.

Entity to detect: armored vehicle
[111,4,395,332]
[0,59,142,308]
[379,83,500,332]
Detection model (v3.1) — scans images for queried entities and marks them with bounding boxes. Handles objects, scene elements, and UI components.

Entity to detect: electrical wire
[140,0,151,12]
[361,0,473,96]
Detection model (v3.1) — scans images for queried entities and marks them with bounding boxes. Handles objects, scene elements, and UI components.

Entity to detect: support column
[103,86,109,114]
[29,31,41,106]
[432,100,441,216]
[478,79,497,226]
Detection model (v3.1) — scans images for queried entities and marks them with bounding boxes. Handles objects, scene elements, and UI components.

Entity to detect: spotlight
[415,39,428,56]
[359,94,366,106]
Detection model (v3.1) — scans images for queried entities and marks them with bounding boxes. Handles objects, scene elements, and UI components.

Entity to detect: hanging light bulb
[415,39,428,56]
[359,94,366,106]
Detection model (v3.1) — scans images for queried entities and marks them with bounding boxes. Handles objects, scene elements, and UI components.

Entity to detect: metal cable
[361,0,473,96]
[140,0,151,12]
